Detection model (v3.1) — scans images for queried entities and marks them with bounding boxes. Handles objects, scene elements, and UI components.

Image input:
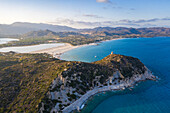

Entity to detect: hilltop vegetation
[0,52,67,112]
[80,27,170,37]
[94,54,146,78]
[0,52,149,113]
[1,27,170,48]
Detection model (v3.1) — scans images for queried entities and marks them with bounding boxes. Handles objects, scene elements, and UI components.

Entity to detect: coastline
[30,38,121,59]
[30,43,98,59]
[51,68,157,113]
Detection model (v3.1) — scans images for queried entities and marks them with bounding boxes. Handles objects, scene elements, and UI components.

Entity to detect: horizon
[1,21,170,30]
[1,0,170,28]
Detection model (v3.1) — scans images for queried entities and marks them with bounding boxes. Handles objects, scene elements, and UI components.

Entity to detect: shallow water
[61,37,170,113]
[0,43,64,53]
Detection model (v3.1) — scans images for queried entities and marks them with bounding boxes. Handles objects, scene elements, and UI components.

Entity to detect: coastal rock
[0,52,156,113]
[40,53,156,113]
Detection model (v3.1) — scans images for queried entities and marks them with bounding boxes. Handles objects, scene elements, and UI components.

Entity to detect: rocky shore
[56,67,156,113]
[38,53,157,113]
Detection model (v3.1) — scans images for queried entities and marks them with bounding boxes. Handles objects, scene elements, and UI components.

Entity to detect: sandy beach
[30,43,98,59]
[30,38,120,59]
[30,43,77,58]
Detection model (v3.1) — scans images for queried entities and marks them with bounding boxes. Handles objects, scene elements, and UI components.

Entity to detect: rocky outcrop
[39,53,156,113]
[0,52,156,113]
[62,68,155,113]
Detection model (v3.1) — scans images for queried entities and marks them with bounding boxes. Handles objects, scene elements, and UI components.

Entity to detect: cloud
[96,0,113,5]
[49,17,170,29]
[96,0,110,3]
[83,14,103,18]
[49,19,139,28]
[120,17,170,23]
[96,0,116,9]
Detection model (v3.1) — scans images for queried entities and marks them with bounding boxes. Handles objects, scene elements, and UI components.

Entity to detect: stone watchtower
[111,51,113,54]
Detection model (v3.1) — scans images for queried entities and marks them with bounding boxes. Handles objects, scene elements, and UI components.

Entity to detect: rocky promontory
[0,52,156,113]
[39,53,156,113]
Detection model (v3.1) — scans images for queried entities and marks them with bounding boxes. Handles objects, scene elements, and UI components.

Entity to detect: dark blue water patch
[61,37,170,113]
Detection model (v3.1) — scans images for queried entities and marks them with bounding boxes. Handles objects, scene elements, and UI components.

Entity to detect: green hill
[0,52,155,113]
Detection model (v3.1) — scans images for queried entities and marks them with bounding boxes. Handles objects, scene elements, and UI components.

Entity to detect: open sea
[61,37,170,113]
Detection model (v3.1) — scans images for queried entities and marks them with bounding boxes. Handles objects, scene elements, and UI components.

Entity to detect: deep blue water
[61,37,170,113]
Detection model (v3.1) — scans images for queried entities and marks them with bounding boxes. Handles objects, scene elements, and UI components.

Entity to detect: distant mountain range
[0,22,77,35]
[21,26,170,38]
[80,27,170,37]
[22,29,58,38]
[21,29,87,38]
[1,22,170,37]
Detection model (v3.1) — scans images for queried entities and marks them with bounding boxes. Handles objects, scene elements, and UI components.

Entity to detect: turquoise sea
[61,37,170,113]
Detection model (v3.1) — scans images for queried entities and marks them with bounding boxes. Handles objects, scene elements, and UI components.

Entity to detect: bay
[61,37,170,113]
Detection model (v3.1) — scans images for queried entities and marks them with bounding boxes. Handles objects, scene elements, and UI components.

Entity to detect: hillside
[1,22,170,37]
[0,22,77,35]
[18,27,170,46]
[80,27,170,37]
[1,26,170,49]
[0,52,156,113]
[22,29,58,38]
[21,30,87,38]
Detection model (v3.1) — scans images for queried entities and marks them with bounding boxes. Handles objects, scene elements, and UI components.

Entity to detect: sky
[0,0,170,28]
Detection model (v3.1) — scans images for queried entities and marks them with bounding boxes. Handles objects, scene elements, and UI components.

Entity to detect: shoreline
[51,68,157,113]
[30,43,98,59]
[30,38,121,59]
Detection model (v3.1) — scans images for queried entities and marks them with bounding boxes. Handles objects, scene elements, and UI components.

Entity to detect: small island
[0,52,156,113]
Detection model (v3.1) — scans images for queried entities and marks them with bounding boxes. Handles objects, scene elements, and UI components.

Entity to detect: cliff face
[0,52,155,113]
